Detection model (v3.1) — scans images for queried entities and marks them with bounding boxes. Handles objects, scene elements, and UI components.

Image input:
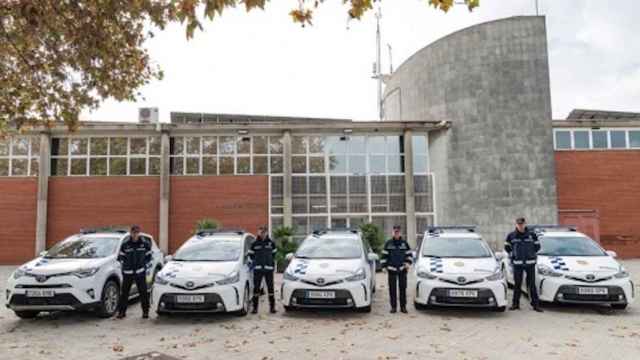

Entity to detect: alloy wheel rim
[105,284,118,313]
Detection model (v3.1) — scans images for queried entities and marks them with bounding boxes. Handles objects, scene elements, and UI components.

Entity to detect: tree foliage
[0,0,479,136]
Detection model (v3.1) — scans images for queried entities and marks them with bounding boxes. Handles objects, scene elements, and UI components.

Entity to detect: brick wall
[169,176,269,253]
[556,151,640,258]
[0,179,37,264]
[47,177,160,248]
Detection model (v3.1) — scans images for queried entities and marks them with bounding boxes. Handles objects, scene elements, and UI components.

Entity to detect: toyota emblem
[585,274,595,281]
[185,281,195,288]
[316,277,325,285]
[35,275,47,283]
[457,276,467,284]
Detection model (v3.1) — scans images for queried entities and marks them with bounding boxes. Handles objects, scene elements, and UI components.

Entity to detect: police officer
[505,217,543,312]
[116,225,152,319]
[248,226,277,314]
[381,225,413,313]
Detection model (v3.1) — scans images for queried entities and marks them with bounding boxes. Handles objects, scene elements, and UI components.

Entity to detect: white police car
[281,229,378,312]
[502,225,635,309]
[6,229,164,319]
[414,226,508,311]
[152,229,254,316]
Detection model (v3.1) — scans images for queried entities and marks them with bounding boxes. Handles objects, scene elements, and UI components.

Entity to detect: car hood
[19,257,110,275]
[419,256,498,279]
[538,255,620,278]
[286,258,363,284]
[159,261,238,282]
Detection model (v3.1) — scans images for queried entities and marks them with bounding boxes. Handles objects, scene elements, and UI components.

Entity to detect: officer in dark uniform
[381,225,413,313]
[248,226,277,314]
[116,225,152,319]
[505,217,543,312]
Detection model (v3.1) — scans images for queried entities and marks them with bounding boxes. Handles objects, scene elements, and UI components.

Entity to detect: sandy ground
[1,262,639,360]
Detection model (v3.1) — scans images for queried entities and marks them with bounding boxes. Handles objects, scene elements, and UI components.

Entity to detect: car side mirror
[164,255,174,263]
[605,250,617,258]
[39,251,47,257]
[495,252,505,260]
[285,253,294,261]
[368,253,379,262]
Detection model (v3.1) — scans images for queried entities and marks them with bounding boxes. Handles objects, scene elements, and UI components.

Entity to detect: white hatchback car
[502,225,635,309]
[281,229,378,312]
[152,229,254,316]
[6,229,164,319]
[414,226,508,311]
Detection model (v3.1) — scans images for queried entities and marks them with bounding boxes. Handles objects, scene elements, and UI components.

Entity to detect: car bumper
[152,283,244,313]
[6,276,106,312]
[537,276,635,305]
[414,279,508,308]
[281,279,370,309]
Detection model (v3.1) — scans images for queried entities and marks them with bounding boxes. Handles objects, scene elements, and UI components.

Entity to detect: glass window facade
[0,137,40,177]
[554,128,640,151]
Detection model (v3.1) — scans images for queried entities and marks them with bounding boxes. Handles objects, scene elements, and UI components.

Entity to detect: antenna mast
[375,7,382,120]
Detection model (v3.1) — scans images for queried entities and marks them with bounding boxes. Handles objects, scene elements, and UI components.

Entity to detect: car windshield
[173,238,242,261]
[422,237,492,258]
[296,236,362,259]
[538,236,606,256]
[45,236,120,259]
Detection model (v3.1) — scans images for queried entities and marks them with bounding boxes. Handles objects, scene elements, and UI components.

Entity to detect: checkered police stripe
[429,257,444,273]
[550,257,570,271]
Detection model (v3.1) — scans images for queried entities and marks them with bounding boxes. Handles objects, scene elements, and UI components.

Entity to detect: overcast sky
[82,0,640,123]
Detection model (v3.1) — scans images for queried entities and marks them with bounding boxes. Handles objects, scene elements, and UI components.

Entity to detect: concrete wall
[384,16,558,246]
[0,179,37,264]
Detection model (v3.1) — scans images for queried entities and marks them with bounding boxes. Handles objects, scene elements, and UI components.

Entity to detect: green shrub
[359,222,385,254]
[271,226,297,265]
[194,218,219,234]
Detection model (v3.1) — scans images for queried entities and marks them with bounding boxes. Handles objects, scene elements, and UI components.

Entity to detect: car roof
[538,230,589,238]
[425,231,482,239]
[309,231,361,240]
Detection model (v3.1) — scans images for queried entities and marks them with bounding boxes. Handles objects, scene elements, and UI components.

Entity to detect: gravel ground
[1,261,639,360]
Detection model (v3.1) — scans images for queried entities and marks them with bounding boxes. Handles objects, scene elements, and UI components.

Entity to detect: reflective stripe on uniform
[135,268,146,274]
[525,260,537,264]
[123,270,133,274]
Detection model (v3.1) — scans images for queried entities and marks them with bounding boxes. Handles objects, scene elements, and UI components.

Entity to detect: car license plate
[176,295,205,303]
[26,290,54,297]
[578,287,608,295]
[448,289,478,298]
[307,291,336,299]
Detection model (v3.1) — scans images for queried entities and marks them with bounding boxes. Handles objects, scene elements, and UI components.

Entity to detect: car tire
[494,306,506,312]
[236,285,250,317]
[357,305,372,313]
[96,279,120,318]
[14,310,39,319]
[611,304,628,310]
[502,265,513,289]
[284,305,295,312]
[414,301,428,311]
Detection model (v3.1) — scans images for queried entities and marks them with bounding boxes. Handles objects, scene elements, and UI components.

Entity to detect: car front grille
[429,288,495,305]
[557,285,625,302]
[291,289,353,307]
[10,293,81,307]
[158,293,226,311]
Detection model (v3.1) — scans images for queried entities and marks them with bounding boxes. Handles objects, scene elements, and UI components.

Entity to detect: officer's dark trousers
[253,270,275,308]
[512,264,539,307]
[118,273,149,315]
[388,269,407,310]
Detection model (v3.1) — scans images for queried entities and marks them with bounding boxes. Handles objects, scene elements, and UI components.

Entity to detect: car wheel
[14,310,39,319]
[357,305,372,313]
[493,306,506,312]
[236,285,250,316]
[284,305,295,312]
[96,279,120,318]
[503,265,513,289]
[611,304,628,310]
[414,301,428,311]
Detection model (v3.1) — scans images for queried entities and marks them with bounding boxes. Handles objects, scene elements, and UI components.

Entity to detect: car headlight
[283,271,299,282]
[216,271,240,285]
[13,268,26,280]
[72,267,100,278]
[417,270,438,280]
[345,268,366,282]
[154,274,169,285]
[485,269,504,281]
[614,267,630,279]
[537,264,563,277]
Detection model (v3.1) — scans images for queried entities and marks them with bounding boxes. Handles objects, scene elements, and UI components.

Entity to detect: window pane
[31,138,39,154]
[90,138,108,155]
[387,136,404,154]
[110,158,126,175]
[185,137,201,155]
[110,138,127,155]
[389,175,405,193]
[149,137,161,155]
[11,159,28,176]
[310,196,327,214]
[202,137,217,155]
[349,196,367,213]
[292,176,307,194]
[270,156,283,173]
[170,157,183,175]
[90,158,107,176]
[186,157,199,175]
[69,138,88,156]
[328,155,347,173]
[130,158,146,175]
[51,158,68,176]
[203,157,217,175]
[253,156,268,174]
[349,136,366,153]
[592,131,608,149]
[413,154,428,173]
[327,136,346,154]
[292,156,307,173]
[387,155,404,173]
[308,136,326,154]
[149,157,161,175]
[51,138,69,156]
[555,131,571,149]
[349,155,366,174]
[220,136,235,155]
[30,158,39,176]
[170,137,184,155]
[0,139,9,156]
[0,159,8,176]
[293,197,308,214]
[371,195,388,213]
[70,158,87,175]
[330,176,347,194]
[611,130,627,149]
[237,157,251,174]
[220,157,234,174]
[349,176,367,194]
[412,135,428,154]
[130,138,147,155]
[331,196,347,213]
[630,131,640,148]
[269,136,283,154]
[368,136,385,153]
[371,175,387,194]
[253,136,268,154]
[292,136,307,154]
[369,154,386,173]
[12,138,29,156]
[389,195,406,212]
[237,137,251,154]
[309,176,326,194]
[573,131,589,149]
[310,217,327,231]
[309,156,325,173]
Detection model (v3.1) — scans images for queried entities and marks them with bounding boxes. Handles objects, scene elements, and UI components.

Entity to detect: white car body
[502,228,635,309]
[6,231,164,318]
[152,230,254,315]
[414,228,508,310]
[281,230,378,312]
